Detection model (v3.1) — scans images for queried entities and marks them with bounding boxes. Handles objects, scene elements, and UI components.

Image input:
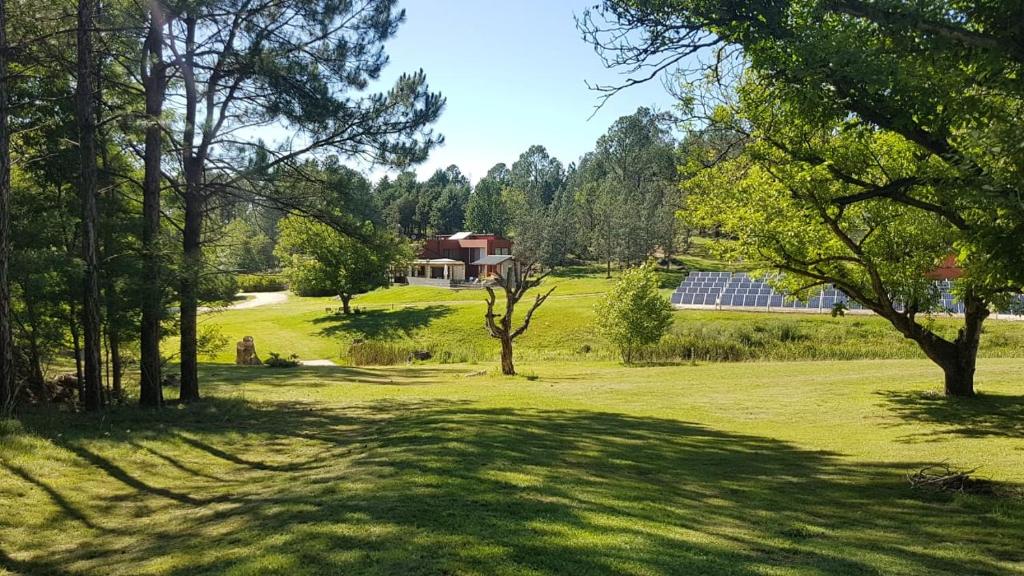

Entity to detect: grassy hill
[2,359,1023,575]
[179,266,1024,368]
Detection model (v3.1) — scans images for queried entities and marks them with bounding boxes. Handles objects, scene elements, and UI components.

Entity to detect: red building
[406,232,514,285]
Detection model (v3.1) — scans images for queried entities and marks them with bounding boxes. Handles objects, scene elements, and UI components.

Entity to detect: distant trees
[464,170,509,235]
[568,108,680,274]
[597,264,673,363]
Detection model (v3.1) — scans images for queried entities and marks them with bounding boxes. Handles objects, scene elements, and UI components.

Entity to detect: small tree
[597,264,673,363]
[484,260,555,376]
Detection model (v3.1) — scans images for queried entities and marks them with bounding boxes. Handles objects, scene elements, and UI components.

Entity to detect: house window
[493,247,510,255]
[442,249,456,259]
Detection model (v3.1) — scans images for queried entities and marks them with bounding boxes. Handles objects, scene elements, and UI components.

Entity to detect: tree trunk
[178,188,202,403]
[340,294,352,315]
[606,258,611,279]
[499,336,515,375]
[0,0,12,415]
[76,0,103,411]
[901,298,987,397]
[108,331,121,400]
[138,7,165,408]
[70,312,84,401]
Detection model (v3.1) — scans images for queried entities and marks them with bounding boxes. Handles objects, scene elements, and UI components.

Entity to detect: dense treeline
[374,107,688,274]
[0,0,443,413]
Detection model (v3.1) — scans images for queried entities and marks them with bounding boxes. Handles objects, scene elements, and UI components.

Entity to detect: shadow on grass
[312,305,453,341]
[198,363,469,387]
[4,388,1023,575]
[879,390,1024,441]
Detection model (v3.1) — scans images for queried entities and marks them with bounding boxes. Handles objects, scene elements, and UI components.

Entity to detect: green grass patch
[178,267,1024,367]
[2,359,1023,574]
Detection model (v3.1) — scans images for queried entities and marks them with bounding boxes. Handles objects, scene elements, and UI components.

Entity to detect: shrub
[236,273,287,293]
[596,264,674,363]
[265,352,300,368]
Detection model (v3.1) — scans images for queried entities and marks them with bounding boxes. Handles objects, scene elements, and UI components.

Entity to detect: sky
[368,0,679,183]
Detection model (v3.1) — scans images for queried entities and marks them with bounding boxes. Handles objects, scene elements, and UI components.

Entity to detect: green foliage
[275,216,413,303]
[596,264,674,363]
[464,174,510,235]
[236,274,288,293]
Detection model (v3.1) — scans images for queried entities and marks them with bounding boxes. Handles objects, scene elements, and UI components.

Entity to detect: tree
[276,216,411,314]
[509,145,564,207]
[138,1,167,408]
[75,0,103,411]
[581,0,1024,396]
[164,0,444,402]
[0,0,10,415]
[685,75,1007,396]
[465,174,509,235]
[483,260,555,376]
[596,264,673,363]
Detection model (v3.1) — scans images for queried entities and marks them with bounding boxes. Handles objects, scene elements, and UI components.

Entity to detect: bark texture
[139,7,166,408]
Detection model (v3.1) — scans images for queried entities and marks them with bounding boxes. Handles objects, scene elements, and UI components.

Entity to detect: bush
[265,352,300,368]
[236,273,287,293]
[596,264,675,363]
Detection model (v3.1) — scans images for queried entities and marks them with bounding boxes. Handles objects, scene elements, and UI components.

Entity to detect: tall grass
[630,318,1024,364]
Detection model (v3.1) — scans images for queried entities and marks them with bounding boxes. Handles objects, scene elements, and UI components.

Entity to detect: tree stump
[235,336,262,366]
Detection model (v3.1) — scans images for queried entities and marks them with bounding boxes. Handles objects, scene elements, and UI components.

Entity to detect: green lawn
[180,266,1024,366]
[2,359,1023,575]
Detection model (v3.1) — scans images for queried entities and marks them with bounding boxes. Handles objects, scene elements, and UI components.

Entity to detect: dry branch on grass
[906,463,1016,497]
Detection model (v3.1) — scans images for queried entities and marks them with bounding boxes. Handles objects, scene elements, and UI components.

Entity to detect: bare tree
[484,261,555,376]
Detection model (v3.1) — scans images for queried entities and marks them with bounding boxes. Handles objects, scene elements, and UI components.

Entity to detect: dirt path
[227,291,289,310]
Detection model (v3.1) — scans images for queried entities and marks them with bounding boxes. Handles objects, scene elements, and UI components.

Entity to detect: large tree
[276,216,411,314]
[465,171,509,235]
[138,1,169,408]
[582,0,1024,396]
[75,0,103,411]
[163,0,444,402]
[686,75,1011,396]
[509,145,564,207]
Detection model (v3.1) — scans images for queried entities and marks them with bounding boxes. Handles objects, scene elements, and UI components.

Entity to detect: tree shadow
[5,394,1023,575]
[878,390,1024,441]
[200,363,472,386]
[312,305,453,340]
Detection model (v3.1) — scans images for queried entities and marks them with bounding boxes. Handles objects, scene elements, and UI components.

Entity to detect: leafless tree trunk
[139,5,167,408]
[177,14,201,403]
[76,0,103,411]
[0,0,12,415]
[484,262,555,376]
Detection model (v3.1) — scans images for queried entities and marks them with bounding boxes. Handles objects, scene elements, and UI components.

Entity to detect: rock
[235,336,263,366]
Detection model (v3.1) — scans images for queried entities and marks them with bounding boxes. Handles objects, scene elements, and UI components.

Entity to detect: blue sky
[371,0,679,182]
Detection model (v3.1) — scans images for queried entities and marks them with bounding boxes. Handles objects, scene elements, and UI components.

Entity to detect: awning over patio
[470,255,513,266]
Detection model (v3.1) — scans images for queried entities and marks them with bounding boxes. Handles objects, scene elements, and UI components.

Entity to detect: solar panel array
[672,272,1024,316]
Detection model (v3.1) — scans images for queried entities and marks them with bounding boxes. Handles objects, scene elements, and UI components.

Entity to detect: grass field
[177,266,1024,367]
[2,359,1023,575]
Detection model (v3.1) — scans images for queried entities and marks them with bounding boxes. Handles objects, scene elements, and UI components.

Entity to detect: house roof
[471,255,513,266]
[413,258,464,265]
